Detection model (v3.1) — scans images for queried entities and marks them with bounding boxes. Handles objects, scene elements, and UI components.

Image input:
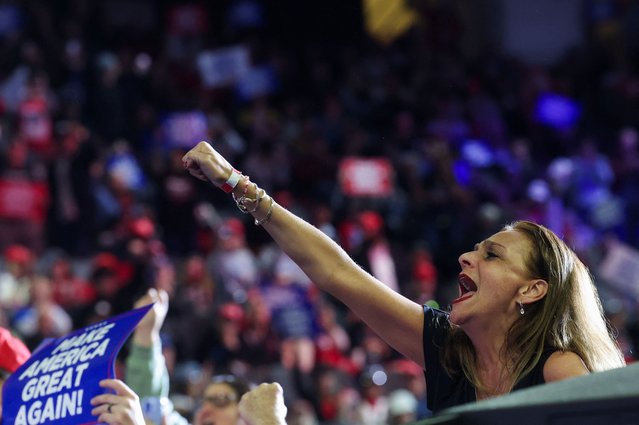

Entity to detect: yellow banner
[364,0,418,45]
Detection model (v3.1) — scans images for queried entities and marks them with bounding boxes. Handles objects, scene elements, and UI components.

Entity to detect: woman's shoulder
[543,350,589,382]
[516,349,587,390]
[423,304,450,328]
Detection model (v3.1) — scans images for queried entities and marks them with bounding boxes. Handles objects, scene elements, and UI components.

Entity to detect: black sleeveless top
[423,306,556,413]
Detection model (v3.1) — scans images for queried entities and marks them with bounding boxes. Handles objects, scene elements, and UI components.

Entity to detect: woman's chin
[450,303,476,327]
[448,308,464,326]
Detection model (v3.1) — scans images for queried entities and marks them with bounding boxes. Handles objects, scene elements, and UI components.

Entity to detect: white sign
[196,45,250,88]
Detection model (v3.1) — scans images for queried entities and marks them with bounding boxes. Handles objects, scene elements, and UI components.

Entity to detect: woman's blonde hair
[443,220,625,393]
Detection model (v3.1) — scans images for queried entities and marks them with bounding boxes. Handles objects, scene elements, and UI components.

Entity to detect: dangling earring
[518,301,525,315]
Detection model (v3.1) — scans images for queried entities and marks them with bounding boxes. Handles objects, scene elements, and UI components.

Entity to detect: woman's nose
[458,251,472,268]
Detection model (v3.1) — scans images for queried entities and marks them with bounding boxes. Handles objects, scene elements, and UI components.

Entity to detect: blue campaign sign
[1,303,153,425]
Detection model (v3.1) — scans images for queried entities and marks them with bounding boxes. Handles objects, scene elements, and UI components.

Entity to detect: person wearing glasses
[91,376,286,425]
[193,374,251,425]
[125,288,287,425]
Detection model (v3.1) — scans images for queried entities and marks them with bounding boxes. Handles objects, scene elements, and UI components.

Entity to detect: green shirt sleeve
[125,342,169,398]
[125,342,191,425]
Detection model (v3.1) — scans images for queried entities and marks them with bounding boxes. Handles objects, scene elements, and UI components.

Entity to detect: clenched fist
[238,383,287,425]
[182,141,235,189]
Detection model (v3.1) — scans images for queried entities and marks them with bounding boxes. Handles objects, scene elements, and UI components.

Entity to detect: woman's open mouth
[453,273,477,304]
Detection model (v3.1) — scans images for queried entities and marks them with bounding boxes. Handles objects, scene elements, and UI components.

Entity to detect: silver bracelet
[233,184,264,213]
[254,196,274,226]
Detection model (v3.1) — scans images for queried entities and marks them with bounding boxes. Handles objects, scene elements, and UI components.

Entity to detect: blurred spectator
[312,368,358,424]
[0,244,35,317]
[93,140,152,251]
[208,302,247,375]
[569,137,618,229]
[90,51,127,143]
[46,120,98,255]
[58,36,90,120]
[48,254,95,321]
[604,298,636,363]
[105,140,148,199]
[503,137,542,205]
[315,298,358,376]
[289,131,338,202]
[0,139,49,253]
[240,288,280,371]
[356,326,398,367]
[168,253,216,362]
[75,251,130,327]
[287,398,320,425]
[612,127,639,247]
[387,389,418,425]
[156,149,200,256]
[406,244,438,304]
[354,367,389,425]
[260,251,318,375]
[177,254,216,314]
[17,70,56,158]
[310,202,338,241]
[387,359,431,420]
[208,217,259,304]
[351,210,399,292]
[12,274,72,350]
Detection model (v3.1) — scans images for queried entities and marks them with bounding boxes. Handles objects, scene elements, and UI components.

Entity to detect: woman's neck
[467,327,515,399]
[474,363,515,400]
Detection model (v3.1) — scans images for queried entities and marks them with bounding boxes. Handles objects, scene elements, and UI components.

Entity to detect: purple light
[534,93,581,129]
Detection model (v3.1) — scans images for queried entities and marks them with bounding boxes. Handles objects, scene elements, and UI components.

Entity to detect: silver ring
[108,404,113,413]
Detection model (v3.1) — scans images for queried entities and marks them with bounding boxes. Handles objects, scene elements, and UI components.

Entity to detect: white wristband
[221,169,242,193]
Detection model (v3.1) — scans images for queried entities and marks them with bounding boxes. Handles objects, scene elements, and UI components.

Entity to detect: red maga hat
[0,327,30,374]
[3,244,33,265]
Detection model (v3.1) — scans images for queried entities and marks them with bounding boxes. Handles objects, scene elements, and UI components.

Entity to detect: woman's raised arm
[183,141,425,367]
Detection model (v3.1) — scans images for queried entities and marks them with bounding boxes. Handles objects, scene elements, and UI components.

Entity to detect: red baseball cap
[3,244,33,265]
[0,327,30,374]
[217,217,245,240]
[358,211,384,234]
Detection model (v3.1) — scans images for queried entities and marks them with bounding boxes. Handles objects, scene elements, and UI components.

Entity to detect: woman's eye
[485,251,498,259]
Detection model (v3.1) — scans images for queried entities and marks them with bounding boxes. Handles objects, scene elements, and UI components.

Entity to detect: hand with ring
[91,379,146,424]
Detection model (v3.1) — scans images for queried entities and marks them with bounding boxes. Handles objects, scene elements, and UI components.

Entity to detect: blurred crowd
[1,0,639,423]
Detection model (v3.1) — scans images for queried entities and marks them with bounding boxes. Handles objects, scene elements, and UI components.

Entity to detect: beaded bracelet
[254,196,274,226]
[231,177,250,210]
[233,184,265,214]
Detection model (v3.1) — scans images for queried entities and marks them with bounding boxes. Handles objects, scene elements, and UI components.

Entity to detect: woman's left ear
[521,279,548,303]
